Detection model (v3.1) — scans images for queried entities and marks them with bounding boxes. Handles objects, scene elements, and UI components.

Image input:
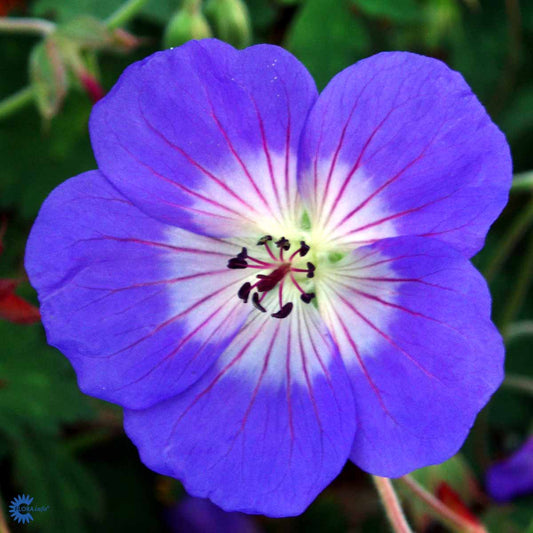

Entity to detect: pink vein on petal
[328,307,394,418]
[92,277,244,359]
[168,317,269,436]
[249,94,283,216]
[330,119,446,234]
[136,105,259,213]
[333,290,441,381]
[111,296,245,392]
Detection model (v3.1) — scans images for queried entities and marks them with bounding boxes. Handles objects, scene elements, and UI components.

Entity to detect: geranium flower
[166,496,260,533]
[25,40,511,516]
[486,437,533,502]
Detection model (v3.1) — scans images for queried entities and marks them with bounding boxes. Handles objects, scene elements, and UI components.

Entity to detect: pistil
[227,235,316,318]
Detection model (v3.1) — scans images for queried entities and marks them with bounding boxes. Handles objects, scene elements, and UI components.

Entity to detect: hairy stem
[372,476,413,533]
[499,228,533,334]
[0,17,55,35]
[512,171,533,192]
[400,475,486,533]
[484,197,533,283]
[0,86,34,120]
[502,373,533,396]
[106,0,149,29]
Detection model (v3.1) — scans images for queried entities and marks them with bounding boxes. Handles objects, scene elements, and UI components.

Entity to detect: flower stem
[484,196,533,282]
[372,476,413,533]
[498,227,533,334]
[106,0,149,30]
[504,319,533,341]
[512,171,533,192]
[0,86,35,120]
[400,475,487,533]
[0,16,55,35]
[502,373,533,396]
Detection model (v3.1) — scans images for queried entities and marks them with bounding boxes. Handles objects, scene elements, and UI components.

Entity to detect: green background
[0,0,532,531]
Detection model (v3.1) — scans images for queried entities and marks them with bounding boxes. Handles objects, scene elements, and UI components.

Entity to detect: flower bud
[205,0,251,49]
[424,0,461,49]
[77,69,105,103]
[30,37,69,121]
[163,1,212,49]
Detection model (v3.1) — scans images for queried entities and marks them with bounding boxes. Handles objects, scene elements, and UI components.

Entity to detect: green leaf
[0,322,95,433]
[0,321,105,531]
[245,0,277,36]
[57,15,113,50]
[351,0,421,23]
[29,38,69,120]
[482,500,533,533]
[32,0,124,23]
[527,515,533,533]
[11,436,103,533]
[411,454,478,504]
[448,2,508,103]
[140,0,177,24]
[501,87,533,143]
[285,0,370,89]
[0,93,95,219]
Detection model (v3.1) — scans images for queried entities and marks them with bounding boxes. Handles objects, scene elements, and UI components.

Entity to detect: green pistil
[328,251,345,263]
[300,211,311,231]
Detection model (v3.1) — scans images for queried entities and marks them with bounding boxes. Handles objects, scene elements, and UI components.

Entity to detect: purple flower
[486,437,533,502]
[25,40,511,516]
[166,496,260,533]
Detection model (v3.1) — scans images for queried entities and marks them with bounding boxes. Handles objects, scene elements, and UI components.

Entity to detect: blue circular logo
[9,494,34,524]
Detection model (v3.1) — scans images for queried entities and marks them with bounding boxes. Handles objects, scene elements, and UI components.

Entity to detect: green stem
[504,320,533,341]
[106,0,149,30]
[0,86,35,120]
[502,373,533,396]
[372,476,413,533]
[498,228,533,334]
[512,171,533,192]
[484,197,533,282]
[0,17,55,35]
[400,475,486,533]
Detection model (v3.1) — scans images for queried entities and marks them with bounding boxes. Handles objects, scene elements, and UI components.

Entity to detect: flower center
[227,235,316,319]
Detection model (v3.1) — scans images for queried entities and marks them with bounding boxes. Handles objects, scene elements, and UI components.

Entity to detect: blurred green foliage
[0,0,532,531]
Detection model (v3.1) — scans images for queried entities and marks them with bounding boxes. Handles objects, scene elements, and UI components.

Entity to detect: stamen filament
[263,241,278,262]
[289,272,307,295]
[289,241,310,260]
[247,256,274,267]
[241,264,270,270]
[228,235,316,317]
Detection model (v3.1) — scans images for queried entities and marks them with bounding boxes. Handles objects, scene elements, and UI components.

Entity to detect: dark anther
[300,292,316,304]
[306,261,316,278]
[252,292,267,313]
[275,237,291,251]
[238,282,252,303]
[237,247,248,260]
[299,241,310,257]
[271,302,293,319]
[227,257,248,269]
[257,235,273,245]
